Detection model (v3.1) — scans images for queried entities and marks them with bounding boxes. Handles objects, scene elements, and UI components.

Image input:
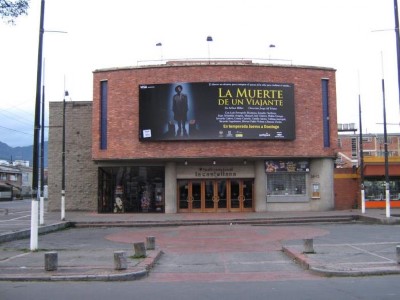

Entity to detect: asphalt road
[2,199,400,299]
[0,199,32,234]
[1,276,400,300]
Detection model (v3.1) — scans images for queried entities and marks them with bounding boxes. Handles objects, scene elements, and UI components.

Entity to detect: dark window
[322,79,330,147]
[267,173,306,196]
[100,80,108,150]
[98,166,165,213]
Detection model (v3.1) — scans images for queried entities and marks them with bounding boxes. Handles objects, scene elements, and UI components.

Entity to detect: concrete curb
[71,215,358,228]
[282,246,400,277]
[0,250,163,282]
[0,222,72,244]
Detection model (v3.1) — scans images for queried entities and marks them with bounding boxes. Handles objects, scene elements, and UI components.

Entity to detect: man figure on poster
[172,85,188,136]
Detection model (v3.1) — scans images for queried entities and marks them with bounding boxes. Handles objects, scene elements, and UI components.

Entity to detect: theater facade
[48,60,338,213]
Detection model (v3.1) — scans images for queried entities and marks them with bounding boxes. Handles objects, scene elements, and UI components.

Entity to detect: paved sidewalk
[0,207,400,281]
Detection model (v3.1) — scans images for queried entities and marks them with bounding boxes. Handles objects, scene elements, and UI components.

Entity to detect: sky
[0,0,400,147]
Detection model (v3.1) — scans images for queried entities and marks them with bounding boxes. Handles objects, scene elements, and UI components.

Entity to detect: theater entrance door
[177,179,253,212]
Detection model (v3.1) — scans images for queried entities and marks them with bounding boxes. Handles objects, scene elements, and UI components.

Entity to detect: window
[351,137,357,158]
[267,173,306,196]
[321,79,330,147]
[337,138,342,148]
[98,166,165,213]
[364,179,400,200]
[362,137,372,142]
[100,80,108,150]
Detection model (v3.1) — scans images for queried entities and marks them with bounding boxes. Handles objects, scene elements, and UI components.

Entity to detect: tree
[0,0,30,24]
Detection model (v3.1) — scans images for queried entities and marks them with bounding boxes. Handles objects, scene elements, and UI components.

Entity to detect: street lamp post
[268,44,276,62]
[156,42,163,61]
[206,36,213,62]
[393,0,400,109]
[61,90,68,221]
[40,80,45,225]
[359,93,365,214]
[30,0,45,251]
[382,76,391,218]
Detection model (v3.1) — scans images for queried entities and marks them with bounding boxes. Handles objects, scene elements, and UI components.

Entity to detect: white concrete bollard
[114,251,128,270]
[44,251,58,271]
[133,242,146,258]
[303,239,315,254]
[396,245,400,264]
[146,236,156,250]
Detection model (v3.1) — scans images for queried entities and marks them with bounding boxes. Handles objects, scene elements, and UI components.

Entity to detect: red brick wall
[92,63,337,160]
[334,168,360,210]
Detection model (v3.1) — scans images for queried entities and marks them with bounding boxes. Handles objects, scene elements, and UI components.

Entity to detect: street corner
[282,242,400,277]
[0,246,163,282]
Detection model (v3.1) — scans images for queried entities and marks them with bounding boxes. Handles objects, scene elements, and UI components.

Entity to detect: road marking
[0,252,30,263]
[347,244,395,262]
[0,215,31,223]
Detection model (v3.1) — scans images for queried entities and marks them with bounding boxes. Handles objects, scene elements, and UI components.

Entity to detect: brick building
[48,60,338,213]
[337,131,400,209]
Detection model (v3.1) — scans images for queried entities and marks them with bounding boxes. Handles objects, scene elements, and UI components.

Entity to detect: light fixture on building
[156,42,163,61]
[206,36,213,62]
[184,160,188,165]
[243,159,247,165]
[269,44,276,62]
[212,160,216,165]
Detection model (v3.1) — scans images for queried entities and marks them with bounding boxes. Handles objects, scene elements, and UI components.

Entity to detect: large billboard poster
[139,82,295,141]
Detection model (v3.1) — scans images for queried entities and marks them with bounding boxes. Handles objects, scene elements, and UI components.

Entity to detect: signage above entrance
[139,82,295,141]
[177,165,255,179]
[265,160,309,173]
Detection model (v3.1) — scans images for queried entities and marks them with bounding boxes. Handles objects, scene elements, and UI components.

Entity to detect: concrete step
[72,215,358,228]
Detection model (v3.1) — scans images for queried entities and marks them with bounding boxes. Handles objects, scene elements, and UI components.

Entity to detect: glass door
[178,179,253,213]
[230,179,241,211]
[178,180,189,212]
[191,180,202,212]
[217,180,227,211]
[204,180,215,211]
[242,179,253,211]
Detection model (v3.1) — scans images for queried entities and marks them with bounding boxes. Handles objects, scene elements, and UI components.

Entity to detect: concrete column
[165,162,177,213]
[254,160,267,212]
[310,158,335,211]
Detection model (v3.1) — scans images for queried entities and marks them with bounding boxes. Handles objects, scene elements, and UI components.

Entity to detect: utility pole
[31,0,45,251]
[394,0,400,109]
[61,89,68,221]
[40,80,45,225]
[381,52,390,218]
[359,93,365,214]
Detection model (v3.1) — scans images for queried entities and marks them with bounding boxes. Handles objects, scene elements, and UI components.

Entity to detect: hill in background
[0,141,48,168]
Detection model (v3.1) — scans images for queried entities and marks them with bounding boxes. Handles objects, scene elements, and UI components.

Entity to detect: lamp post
[359,92,365,213]
[268,44,276,62]
[156,42,163,61]
[30,0,45,251]
[61,90,68,221]
[40,77,45,225]
[394,0,400,109]
[382,78,391,218]
[381,52,390,218]
[206,36,213,62]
